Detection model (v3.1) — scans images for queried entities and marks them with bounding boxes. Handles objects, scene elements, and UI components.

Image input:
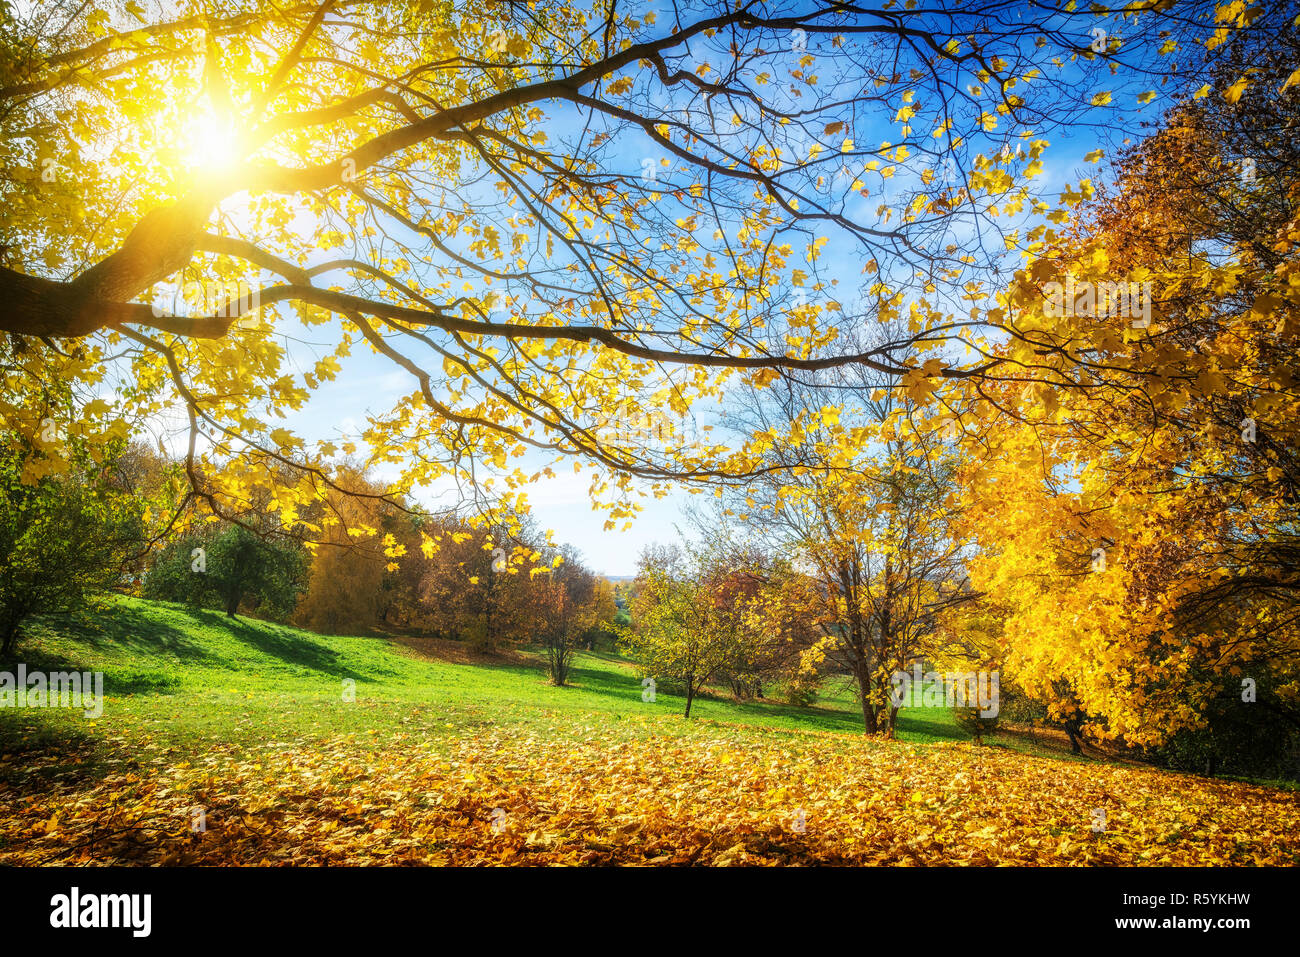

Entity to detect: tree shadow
[0,713,114,790]
[23,601,390,686]
[708,689,886,735]
[26,602,213,663]
[186,609,376,682]
[9,649,185,696]
[893,708,975,743]
[556,657,870,734]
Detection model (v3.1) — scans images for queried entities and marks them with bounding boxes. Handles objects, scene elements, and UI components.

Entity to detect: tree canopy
[6,0,1294,532]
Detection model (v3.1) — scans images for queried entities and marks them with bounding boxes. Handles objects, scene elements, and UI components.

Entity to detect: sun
[183,110,244,174]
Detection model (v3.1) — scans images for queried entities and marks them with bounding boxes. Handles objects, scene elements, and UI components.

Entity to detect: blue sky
[141,3,1186,575]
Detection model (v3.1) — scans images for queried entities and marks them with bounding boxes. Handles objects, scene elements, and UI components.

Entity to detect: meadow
[2,597,1297,866]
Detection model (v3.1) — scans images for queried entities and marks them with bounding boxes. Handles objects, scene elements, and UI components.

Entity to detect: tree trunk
[857,669,877,734]
[684,681,695,719]
[225,589,241,618]
[1,604,28,660]
[1065,720,1083,755]
[0,622,17,660]
[549,641,568,686]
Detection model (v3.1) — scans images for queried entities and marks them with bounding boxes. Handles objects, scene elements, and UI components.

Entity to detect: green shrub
[955,707,999,745]
[784,673,820,708]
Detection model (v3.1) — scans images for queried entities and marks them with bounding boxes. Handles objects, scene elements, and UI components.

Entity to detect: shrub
[0,436,145,658]
[955,707,1000,745]
[784,673,821,708]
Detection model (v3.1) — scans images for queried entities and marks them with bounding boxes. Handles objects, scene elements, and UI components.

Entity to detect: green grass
[0,595,1071,783]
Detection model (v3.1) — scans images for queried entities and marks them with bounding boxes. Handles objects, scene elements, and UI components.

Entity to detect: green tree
[622,544,746,719]
[144,525,307,620]
[0,435,144,657]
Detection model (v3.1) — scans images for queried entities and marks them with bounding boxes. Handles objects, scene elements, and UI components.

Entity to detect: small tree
[144,525,306,620]
[535,550,601,686]
[784,672,822,708]
[622,545,743,719]
[955,707,1000,746]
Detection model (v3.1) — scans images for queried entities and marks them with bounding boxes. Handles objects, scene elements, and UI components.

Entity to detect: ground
[2,597,1298,865]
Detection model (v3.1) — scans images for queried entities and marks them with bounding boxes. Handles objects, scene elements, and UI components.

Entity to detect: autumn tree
[959,14,1300,752]
[722,340,973,735]
[623,542,751,719]
[0,0,1272,543]
[673,519,799,700]
[294,464,409,634]
[584,577,620,650]
[415,514,554,650]
[534,546,609,686]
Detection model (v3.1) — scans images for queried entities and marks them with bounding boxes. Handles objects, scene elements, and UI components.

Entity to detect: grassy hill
[0,594,985,753]
[2,596,1298,865]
